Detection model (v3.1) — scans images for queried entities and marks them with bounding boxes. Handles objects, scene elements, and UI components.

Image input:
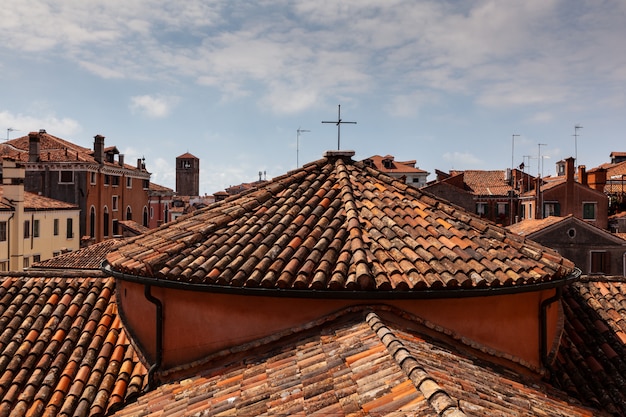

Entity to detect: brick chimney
[119,154,124,167]
[94,135,105,164]
[578,165,587,186]
[588,168,607,192]
[2,159,25,271]
[28,132,41,162]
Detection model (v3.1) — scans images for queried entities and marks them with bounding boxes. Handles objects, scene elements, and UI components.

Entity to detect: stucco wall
[117,280,561,375]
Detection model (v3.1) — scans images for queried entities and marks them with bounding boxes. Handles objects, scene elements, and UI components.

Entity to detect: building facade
[0,159,80,271]
[1,130,152,242]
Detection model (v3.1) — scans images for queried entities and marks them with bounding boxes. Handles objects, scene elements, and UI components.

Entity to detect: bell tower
[176,153,200,196]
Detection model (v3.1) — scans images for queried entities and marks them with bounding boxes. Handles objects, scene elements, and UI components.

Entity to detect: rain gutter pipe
[143,284,163,391]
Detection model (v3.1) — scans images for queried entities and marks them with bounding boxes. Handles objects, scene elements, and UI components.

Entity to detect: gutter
[143,284,163,391]
[539,286,562,367]
[102,261,581,301]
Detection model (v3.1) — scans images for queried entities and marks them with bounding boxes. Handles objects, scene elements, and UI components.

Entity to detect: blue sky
[1,1,625,194]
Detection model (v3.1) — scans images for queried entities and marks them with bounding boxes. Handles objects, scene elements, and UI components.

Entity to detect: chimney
[137,158,143,170]
[2,159,25,271]
[28,132,41,162]
[94,135,105,164]
[588,168,607,192]
[578,165,587,186]
[119,154,124,167]
[535,176,542,219]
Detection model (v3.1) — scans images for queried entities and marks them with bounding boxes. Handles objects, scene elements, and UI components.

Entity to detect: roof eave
[102,261,582,300]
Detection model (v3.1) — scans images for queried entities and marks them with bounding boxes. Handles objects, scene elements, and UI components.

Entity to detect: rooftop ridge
[365,311,467,416]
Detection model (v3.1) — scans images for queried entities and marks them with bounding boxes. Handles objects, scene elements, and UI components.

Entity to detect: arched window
[126,206,132,221]
[90,206,96,238]
[103,206,109,237]
[143,206,149,227]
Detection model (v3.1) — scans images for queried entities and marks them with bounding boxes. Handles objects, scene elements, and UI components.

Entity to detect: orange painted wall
[116,280,560,373]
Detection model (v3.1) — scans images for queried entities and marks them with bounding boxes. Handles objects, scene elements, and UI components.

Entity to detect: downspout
[6,211,13,266]
[143,284,163,391]
[539,287,562,367]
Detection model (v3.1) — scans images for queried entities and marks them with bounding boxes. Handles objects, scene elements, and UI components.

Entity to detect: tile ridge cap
[335,158,372,289]
[365,311,467,417]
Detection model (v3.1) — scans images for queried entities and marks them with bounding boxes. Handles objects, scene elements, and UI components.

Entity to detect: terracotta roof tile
[0,275,147,416]
[31,239,123,270]
[552,276,626,415]
[106,153,576,293]
[112,307,605,417]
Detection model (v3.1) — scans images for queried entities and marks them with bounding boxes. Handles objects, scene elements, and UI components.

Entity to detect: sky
[1,1,625,195]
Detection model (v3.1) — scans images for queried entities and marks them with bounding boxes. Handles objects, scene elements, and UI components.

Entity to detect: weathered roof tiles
[106,152,576,293]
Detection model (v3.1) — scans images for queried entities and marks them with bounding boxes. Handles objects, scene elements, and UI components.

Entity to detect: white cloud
[129,95,179,118]
[442,151,482,167]
[0,110,81,138]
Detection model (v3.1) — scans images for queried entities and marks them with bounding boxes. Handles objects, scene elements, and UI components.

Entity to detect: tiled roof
[31,239,123,270]
[148,182,173,193]
[553,276,626,415]
[176,152,198,160]
[460,170,513,196]
[118,220,149,236]
[0,275,147,416]
[105,151,576,292]
[0,188,78,211]
[113,307,602,417]
[507,215,569,236]
[362,154,429,174]
[1,132,146,174]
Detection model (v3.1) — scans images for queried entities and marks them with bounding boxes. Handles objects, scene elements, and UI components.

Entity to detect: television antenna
[296,127,310,168]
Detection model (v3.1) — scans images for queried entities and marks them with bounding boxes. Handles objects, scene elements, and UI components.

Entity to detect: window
[23,257,29,269]
[59,170,74,183]
[33,220,40,238]
[150,206,154,219]
[54,219,59,236]
[143,179,150,189]
[126,177,132,188]
[590,251,609,274]
[126,206,132,220]
[0,222,6,242]
[33,255,41,263]
[544,202,561,217]
[0,261,7,272]
[111,176,120,186]
[497,202,508,218]
[53,251,60,258]
[66,218,73,239]
[476,202,488,217]
[113,219,119,236]
[24,220,30,239]
[528,203,533,219]
[90,172,97,185]
[90,207,96,238]
[583,202,596,220]
[103,207,109,237]
[112,195,119,211]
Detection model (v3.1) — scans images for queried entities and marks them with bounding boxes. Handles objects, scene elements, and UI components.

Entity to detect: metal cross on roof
[322,105,356,150]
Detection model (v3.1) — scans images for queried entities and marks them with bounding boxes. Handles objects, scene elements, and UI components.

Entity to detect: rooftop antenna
[322,104,356,150]
[574,125,583,168]
[511,134,520,172]
[6,128,18,141]
[296,127,310,168]
[510,134,520,225]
